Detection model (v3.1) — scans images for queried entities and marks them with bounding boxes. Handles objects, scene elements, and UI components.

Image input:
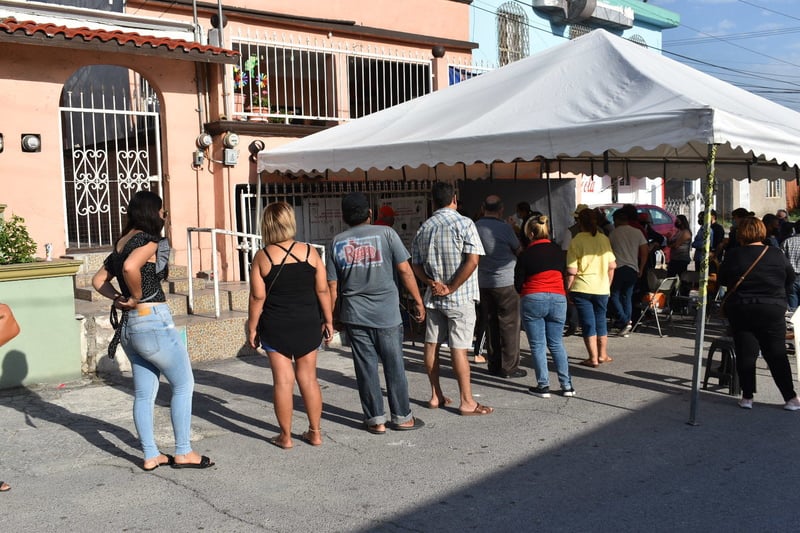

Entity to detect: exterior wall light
[21,134,41,153]
[432,45,446,58]
[0,133,3,153]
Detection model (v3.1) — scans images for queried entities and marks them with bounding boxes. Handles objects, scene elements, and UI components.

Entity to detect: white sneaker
[784,397,800,411]
[738,398,753,409]
[617,323,633,337]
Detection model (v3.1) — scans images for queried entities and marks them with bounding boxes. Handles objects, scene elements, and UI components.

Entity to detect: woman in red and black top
[514,214,575,398]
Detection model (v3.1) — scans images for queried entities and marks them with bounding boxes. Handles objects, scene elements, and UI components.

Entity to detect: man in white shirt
[609,209,648,337]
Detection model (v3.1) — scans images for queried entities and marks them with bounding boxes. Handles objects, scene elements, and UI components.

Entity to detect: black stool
[703,336,740,396]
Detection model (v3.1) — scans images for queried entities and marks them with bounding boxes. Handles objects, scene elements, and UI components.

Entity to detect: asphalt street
[2,313,799,532]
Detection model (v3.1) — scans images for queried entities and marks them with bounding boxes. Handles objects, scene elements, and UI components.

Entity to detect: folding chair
[631,276,678,337]
[672,271,698,316]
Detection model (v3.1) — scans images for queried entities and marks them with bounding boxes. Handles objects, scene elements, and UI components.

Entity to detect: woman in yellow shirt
[566,209,617,368]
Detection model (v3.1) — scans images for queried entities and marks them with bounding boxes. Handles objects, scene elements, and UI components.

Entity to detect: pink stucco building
[0,0,474,279]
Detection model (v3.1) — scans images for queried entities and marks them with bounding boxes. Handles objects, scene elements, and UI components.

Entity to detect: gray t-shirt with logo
[327,224,410,328]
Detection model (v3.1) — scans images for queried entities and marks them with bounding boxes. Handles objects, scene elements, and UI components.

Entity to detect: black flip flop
[171,455,214,469]
[364,423,386,435]
[142,454,174,471]
[388,417,425,431]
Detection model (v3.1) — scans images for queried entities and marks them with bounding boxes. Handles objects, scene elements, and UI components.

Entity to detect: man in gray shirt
[475,195,525,378]
[327,192,426,435]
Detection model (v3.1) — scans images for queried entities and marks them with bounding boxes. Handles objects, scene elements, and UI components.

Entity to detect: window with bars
[497,2,529,66]
[347,56,431,119]
[233,41,337,124]
[231,37,432,123]
[765,179,782,198]
[627,34,648,48]
[569,24,591,40]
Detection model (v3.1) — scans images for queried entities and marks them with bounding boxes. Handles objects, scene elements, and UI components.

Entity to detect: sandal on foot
[301,427,322,446]
[388,417,425,431]
[426,397,453,410]
[364,423,386,435]
[171,455,215,469]
[269,436,293,450]
[142,454,174,471]
[579,360,599,368]
[0,481,10,492]
[460,403,494,416]
[598,357,613,364]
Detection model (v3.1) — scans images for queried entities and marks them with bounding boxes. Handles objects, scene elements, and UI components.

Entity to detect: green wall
[1,273,82,389]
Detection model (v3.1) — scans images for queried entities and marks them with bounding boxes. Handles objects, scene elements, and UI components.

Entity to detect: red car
[592,204,677,241]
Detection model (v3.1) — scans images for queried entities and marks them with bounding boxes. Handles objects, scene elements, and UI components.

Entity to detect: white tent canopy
[258,29,800,424]
[258,29,800,181]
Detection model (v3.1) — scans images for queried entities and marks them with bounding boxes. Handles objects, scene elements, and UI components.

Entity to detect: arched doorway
[60,65,163,250]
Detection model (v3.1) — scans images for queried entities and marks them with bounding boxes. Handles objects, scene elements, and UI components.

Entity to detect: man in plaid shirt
[781,219,800,311]
[412,182,494,416]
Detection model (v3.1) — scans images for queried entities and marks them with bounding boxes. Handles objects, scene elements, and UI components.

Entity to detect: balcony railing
[229,32,434,123]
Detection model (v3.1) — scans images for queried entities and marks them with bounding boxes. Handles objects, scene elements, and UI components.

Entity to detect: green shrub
[0,215,37,264]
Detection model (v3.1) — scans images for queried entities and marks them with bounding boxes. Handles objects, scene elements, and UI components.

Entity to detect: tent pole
[543,159,555,241]
[688,143,718,425]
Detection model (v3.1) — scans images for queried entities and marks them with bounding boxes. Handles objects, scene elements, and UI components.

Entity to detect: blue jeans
[345,324,412,426]
[789,277,800,311]
[571,292,609,337]
[521,293,573,389]
[121,304,195,459]
[609,266,637,327]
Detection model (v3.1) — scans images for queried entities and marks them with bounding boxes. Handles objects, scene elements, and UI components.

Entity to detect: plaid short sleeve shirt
[411,207,485,310]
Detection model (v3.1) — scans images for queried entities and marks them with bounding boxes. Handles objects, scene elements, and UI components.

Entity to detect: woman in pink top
[514,215,575,398]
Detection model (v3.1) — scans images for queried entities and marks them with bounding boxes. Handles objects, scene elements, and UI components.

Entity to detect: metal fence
[229,32,434,123]
[60,68,162,250]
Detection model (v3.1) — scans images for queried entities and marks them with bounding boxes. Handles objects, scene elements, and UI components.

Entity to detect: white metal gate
[60,68,163,250]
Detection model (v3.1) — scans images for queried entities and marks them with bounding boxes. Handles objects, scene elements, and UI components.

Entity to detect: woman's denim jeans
[345,324,412,426]
[571,292,609,337]
[521,293,572,389]
[121,304,195,459]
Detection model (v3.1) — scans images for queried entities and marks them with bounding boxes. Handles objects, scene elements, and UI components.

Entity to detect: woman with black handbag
[247,201,333,449]
[718,216,800,410]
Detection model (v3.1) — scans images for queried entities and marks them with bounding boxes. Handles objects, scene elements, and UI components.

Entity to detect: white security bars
[230,32,433,123]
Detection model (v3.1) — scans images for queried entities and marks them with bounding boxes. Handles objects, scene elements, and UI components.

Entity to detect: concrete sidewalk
[2,315,799,532]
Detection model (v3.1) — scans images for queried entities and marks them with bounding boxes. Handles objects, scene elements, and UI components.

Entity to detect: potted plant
[248,73,271,122]
[0,212,83,388]
[232,66,248,120]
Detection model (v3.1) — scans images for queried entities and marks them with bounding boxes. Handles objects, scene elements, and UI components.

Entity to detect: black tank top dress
[257,242,322,358]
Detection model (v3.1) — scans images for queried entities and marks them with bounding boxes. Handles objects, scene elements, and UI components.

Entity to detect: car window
[647,208,672,225]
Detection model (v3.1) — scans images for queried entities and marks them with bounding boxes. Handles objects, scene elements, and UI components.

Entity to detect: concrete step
[64,252,107,275]
[178,283,249,315]
[176,311,260,362]
[168,276,207,294]
[83,308,260,374]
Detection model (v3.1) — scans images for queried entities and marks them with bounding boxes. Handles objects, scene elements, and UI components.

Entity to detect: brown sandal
[301,427,322,446]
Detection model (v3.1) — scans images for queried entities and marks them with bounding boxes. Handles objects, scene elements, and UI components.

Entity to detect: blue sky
[650,0,800,111]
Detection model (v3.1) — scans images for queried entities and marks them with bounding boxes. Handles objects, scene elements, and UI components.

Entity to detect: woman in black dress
[247,202,333,448]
